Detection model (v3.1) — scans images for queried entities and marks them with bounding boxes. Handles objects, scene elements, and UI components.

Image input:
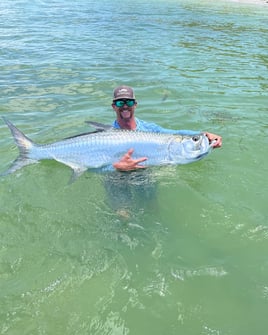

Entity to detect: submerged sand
[225,0,267,4]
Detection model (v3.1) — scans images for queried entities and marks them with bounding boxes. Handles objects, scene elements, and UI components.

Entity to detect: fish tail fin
[1,117,38,176]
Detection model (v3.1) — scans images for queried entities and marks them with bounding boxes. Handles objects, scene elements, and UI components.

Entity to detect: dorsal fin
[85,121,113,131]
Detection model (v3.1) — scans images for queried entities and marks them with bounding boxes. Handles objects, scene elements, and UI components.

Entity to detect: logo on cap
[118,88,128,94]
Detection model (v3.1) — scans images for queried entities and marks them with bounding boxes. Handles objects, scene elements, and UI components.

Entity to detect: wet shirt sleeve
[135,119,201,136]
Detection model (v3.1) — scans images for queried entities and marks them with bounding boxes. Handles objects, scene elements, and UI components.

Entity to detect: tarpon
[1,118,214,178]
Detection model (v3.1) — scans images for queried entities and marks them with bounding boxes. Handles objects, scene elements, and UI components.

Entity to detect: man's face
[112,99,137,121]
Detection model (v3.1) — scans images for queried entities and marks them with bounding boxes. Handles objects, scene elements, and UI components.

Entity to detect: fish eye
[192,135,200,142]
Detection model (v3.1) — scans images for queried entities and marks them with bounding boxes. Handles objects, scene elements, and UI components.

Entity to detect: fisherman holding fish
[2,86,222,216]
[111,85,222,171]
[2,86,221,178]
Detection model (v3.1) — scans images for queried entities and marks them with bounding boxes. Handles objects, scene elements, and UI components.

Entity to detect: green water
[0,0,268,334]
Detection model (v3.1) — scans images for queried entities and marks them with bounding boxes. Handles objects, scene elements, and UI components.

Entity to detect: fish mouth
[195,138,214,159]
[196,151,209,159]
[209,139,217,147]
[195,144,213,159]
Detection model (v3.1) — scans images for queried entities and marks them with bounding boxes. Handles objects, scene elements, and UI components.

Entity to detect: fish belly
[35,132,172,169]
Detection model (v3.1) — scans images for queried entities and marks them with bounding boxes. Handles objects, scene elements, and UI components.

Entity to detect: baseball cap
[113,85,135,100]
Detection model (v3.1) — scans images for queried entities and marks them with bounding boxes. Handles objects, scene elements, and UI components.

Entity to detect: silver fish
[2,118,214,178]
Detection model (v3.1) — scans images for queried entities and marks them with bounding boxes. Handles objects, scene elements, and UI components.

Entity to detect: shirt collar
[113,118,140,130]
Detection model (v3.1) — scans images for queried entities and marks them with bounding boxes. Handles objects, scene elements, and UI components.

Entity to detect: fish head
[171,133,213,164]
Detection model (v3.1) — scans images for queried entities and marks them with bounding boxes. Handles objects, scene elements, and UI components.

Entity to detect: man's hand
[205,132,222,148]
[113,149,148,171]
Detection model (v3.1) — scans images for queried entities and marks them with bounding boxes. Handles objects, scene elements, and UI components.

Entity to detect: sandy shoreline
[198,0,268,6]
[224,0,267,4]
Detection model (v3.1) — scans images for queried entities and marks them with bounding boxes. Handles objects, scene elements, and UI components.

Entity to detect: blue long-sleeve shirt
[112,118,200,136]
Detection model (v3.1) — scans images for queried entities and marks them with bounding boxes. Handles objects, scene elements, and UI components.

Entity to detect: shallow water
[0,0,268,334]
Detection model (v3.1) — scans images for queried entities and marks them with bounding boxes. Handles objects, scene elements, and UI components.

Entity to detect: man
[111,85,222,171]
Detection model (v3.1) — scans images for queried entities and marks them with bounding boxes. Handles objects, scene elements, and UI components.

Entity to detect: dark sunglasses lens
[115,100,135,107]
[126,100,135,107]
[114,101,123,107]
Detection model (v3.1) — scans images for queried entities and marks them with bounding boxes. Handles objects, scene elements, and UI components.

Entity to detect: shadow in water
[102,170,158,218]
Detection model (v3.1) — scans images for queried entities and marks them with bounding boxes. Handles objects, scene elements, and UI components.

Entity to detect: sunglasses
[114,99,136,107]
